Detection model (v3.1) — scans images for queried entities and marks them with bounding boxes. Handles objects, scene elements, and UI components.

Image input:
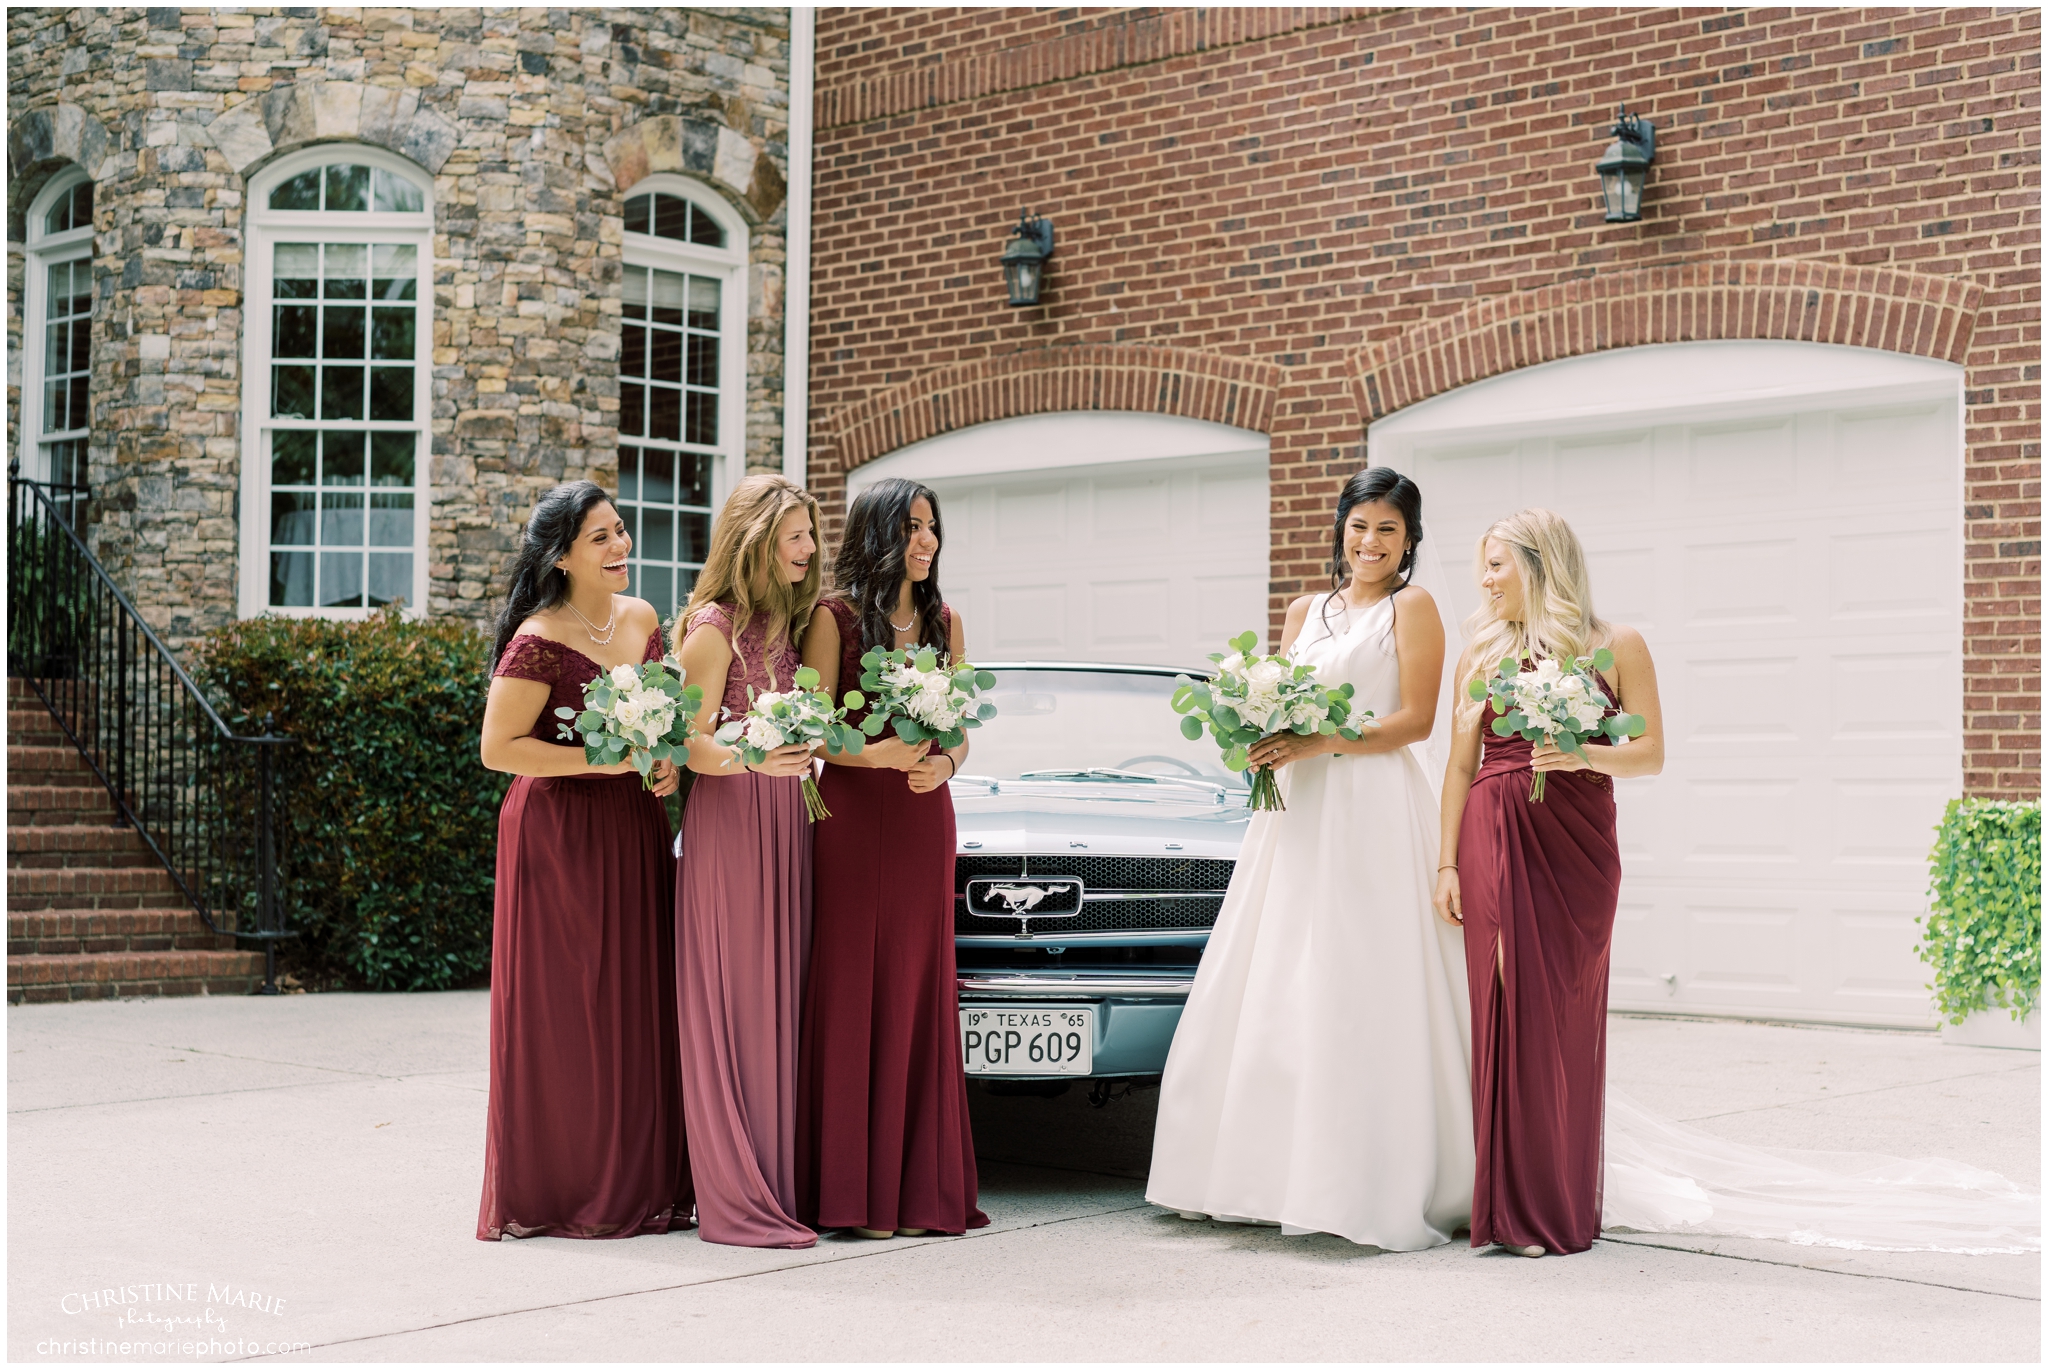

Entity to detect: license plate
[959,1004,1096,1076]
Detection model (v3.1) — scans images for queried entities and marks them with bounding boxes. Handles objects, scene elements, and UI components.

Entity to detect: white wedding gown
[1146,592,1475,1249]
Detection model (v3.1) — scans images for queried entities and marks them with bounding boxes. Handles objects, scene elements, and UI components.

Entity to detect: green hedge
[199,607,508,991]
[1919,798,2041,1025]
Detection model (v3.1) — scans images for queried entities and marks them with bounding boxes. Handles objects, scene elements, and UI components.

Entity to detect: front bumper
[957,973,1192,1080]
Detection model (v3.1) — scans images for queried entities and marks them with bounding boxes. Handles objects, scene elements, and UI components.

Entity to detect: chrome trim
[958,974,1195,997]
[954,889,1225,904]
[955,930,1210,948]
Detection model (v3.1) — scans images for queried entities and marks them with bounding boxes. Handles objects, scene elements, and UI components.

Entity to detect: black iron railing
[8,468,295,991]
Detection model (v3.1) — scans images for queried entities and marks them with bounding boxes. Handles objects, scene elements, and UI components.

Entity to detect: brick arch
[7,103,112,241]
[829,345,1285,471]
[1348,262,1984,424]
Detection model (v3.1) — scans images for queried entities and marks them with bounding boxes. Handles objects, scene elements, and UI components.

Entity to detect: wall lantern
[1000,209,1055,307]
[1596,106,1656,223]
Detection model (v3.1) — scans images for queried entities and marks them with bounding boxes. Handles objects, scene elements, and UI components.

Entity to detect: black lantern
[1596,106,1656,223]
[1000,210,1055,307]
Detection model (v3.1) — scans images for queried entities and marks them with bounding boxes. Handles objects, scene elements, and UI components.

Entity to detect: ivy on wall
[1919,799,2042,1025]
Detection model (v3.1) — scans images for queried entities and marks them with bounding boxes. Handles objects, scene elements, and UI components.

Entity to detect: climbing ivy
[1919,799,2041,1025]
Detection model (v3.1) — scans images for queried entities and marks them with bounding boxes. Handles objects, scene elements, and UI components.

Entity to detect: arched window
[239,147,433,617]
[20,166,95,521]
[615,178,747,612]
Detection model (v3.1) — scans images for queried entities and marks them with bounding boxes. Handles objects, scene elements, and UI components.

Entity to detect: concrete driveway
[7,993,2038,1362]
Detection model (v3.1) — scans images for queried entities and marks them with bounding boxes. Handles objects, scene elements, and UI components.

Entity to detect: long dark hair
[830,477,947,653]
[491,480,617,667]
[1322,466,1423,630]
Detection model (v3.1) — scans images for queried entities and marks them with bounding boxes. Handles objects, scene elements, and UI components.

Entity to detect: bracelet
[1438,863,1458,870]
[939,754,957,780]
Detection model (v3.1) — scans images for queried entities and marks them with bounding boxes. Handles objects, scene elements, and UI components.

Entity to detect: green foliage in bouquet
[1170,630,1369,812]
[1466,648,1647,800]
[552,656,704,787]
[1919,798,2041,1026]
[713,666,867,820]
[197,605,504,992]
[855,645,998,750]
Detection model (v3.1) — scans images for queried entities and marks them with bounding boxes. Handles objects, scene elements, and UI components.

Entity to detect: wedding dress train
[1603,1089,2039,1254]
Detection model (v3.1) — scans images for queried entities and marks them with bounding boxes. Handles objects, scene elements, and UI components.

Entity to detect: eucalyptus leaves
[712,666,867,822]
[1170,630,1374,812]
[855,646,998,751]
[554,656,704,789]
[1466,648,1646,801]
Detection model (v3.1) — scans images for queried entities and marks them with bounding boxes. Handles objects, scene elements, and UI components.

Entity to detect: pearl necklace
[565,597,618,646]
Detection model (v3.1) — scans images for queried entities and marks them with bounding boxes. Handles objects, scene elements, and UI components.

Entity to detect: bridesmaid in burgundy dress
[1434,508,1665,1257]
[476,481,689,1240]
[797,478,987,1240]
[673,474,826,1249]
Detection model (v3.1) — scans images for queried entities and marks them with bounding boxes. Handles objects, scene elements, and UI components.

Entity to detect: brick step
[10,678,102,701]
[8,784,122,824]
[10,907,238,957]
[7,865,187,911]
[7,744,104,786]
[9,708,72,741]
[7,823,159,867]
[7,950,267,1004]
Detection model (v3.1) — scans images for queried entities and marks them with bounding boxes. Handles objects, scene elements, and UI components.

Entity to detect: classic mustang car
[947,662,1250,1096]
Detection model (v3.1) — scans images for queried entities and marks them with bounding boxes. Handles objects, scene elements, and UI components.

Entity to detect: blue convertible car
[947,662,1250,1093]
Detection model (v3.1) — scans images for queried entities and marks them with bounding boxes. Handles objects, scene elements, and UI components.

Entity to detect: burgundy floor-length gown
[1457,669,1624,1256]
[478,631,691,1241]
[676,602,817,1249]
[798,599,987,1235]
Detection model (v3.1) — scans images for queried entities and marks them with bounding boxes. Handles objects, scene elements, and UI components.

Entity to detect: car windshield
[960,667,1247,788]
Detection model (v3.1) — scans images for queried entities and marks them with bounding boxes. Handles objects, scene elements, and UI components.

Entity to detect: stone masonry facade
[805,6,2041,797]
[6,5,793,639]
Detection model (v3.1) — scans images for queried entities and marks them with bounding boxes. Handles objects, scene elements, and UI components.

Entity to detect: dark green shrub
[198,607,508,991]
[1919,798,2042,1025]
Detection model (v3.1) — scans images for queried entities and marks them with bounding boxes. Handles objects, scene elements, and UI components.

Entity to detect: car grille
[953,854,1232,935]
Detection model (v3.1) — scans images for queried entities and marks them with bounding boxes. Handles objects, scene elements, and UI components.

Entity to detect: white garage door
[1372,342,1963,1028]
[847,413,1270,669]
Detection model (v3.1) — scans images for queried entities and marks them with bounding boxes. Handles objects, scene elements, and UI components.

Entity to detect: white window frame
[239,145,434,620]
[617,175,749,610]
[19,166,95,490]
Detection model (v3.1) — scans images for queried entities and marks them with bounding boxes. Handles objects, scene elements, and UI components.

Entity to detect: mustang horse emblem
[985,883,1055,913]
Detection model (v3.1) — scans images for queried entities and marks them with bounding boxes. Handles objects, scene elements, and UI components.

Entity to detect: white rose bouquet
[711,665,867,821]
[854,646,998,751]
[1466,648,1647,801]
[1170,629,1375,813]
[554,656,705,789]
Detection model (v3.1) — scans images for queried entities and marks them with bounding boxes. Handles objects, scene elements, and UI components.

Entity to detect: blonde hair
[679,473,822,686]
[1458,508,1611,707]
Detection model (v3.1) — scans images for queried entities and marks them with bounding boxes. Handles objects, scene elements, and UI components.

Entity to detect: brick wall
[806,5,2041,797]
[6,5,792,641]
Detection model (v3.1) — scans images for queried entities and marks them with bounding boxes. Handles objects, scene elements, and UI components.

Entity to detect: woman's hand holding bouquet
[555,657,703,791]
[1466,648,1647,801]
[712,666,867,821]
[854,647,998,780]
[1171,630,1375,812]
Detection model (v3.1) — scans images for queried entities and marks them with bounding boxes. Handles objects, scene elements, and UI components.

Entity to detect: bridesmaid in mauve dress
[673,474,827,1249]
[476,481,690,1240]
[797,478,987,1240]
[1434,508,1665,1258]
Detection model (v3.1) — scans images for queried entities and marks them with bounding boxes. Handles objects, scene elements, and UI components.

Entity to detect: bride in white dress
[1147,468,1473,1250]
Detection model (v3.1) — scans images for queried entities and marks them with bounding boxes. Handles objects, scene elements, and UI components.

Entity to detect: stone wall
[807,5,2041,798]
[5,5,792,641]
